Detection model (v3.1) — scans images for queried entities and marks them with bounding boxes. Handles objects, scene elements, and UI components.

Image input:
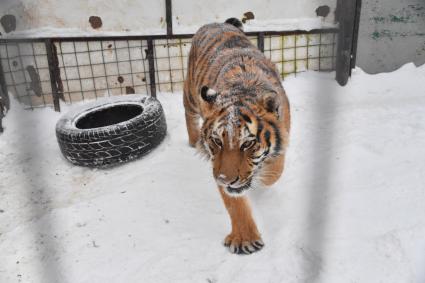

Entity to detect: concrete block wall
[357,0,425,73]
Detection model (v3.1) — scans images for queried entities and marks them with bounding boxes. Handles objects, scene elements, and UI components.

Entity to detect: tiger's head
[197,85,288,196]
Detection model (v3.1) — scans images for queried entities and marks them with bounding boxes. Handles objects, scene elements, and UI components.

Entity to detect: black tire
[55,94,167,168]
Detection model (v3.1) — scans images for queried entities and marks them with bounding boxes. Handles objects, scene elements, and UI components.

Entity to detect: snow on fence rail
[0,30,337,110]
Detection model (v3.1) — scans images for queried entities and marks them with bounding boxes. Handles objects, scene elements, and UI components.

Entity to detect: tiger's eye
[241,140,255,151]
[212,137,223,148]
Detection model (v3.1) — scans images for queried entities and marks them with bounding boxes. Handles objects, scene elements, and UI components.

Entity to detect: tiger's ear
[261,92,281,117]
[201,86,218,103]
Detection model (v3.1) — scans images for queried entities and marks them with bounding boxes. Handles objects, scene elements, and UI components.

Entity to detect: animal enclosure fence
[0,29,338,111]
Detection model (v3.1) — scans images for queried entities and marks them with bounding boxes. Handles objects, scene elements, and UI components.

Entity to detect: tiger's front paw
[223,233,264,255]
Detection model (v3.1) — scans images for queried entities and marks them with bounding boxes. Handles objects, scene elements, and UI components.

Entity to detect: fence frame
[0,28,339,112]
[0,0,363,116]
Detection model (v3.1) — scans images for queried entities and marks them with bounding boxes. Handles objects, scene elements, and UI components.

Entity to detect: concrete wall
[172,0,336,33]
[0,0,166,36]
[357,0,425,73]
[2,1,423,74]
[0,0,337,38]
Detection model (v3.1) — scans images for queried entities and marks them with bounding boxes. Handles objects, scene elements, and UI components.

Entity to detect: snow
[1,64,425,282]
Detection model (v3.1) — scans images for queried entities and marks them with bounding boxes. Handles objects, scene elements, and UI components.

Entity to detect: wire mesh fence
[56,40,151,103]
[0,29,337,111]
[264,32,337,77]
[0,41,52,108]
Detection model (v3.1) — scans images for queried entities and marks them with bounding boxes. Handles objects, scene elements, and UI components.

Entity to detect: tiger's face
[198,90,283,196]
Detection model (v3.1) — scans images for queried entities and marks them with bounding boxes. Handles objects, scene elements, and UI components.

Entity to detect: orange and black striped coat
[183,18,290,255]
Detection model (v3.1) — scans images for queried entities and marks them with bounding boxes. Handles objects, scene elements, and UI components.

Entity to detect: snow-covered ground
[1,64,425,283]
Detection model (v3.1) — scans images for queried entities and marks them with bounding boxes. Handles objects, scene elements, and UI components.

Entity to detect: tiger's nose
[217,174,239,186]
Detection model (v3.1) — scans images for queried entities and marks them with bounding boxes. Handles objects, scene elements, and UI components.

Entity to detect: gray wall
[357,0,425,73]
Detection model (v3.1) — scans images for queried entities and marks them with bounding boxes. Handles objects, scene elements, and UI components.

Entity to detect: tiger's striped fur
[183,19,290,254]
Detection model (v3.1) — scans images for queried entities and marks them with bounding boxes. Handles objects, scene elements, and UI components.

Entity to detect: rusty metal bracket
[147,39,157,98]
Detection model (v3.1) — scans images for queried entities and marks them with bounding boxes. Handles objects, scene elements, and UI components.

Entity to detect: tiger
[183,18,290,254]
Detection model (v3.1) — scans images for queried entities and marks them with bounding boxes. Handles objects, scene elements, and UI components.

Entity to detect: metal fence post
[0,96,4,133]
[257,32,264,53]
[350,0,362,70]
[45,39,62,112]
[0,58,9,132]
[335,0,362,86]
[166,0,173,36]
[0,91,5,132]
[147,39,157,98]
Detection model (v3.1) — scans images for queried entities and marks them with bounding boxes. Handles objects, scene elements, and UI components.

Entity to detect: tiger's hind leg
[183,84,200,147]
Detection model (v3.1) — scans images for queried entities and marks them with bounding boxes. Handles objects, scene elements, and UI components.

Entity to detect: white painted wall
[0,0,336,38]
[173,0,336,33]
[1,0,166,37]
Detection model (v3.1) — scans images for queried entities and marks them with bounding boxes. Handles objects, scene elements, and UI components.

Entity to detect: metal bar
[147,39,156,98]
[153,40,160,93]
[350,0,362,72]
[45,39,61,111]
[30,42,47,106]
[0,54,8,107]
[0,58,9,133]
[165,0,173,36]
[3,44,20,104]
[126,40,136,93]
[100,40,111,97]
[249,29,338,37]
[335,0,358,86]
[73,41,85,101]
[51,40,65,104]
[306,34,310,71]
[114,40,124,95]
[57,42,73,102]
[294,35,298,75]
[0,28,339,43]
[0,94,4,132]
[166,39,173,93]
[319,32,322,71]
[257,32,264,52]
[332,33,337,70]
[16,43,34,109]
[86,40,98,99]
[140,40,149,94]
[178,38,186,81]
[281,35,285,78]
